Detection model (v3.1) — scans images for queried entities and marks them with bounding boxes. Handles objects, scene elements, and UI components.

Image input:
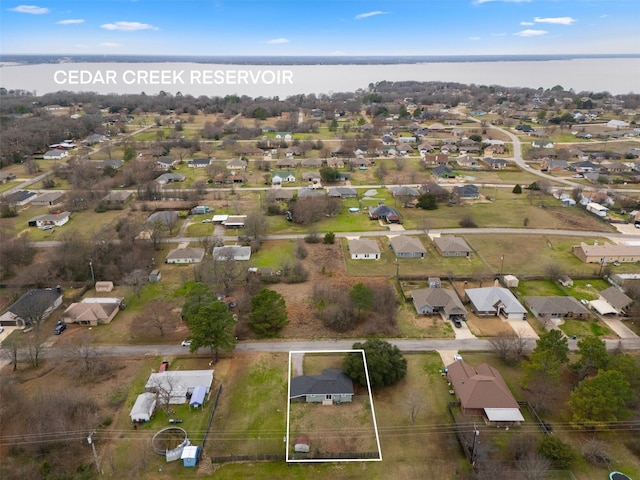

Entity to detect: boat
[610,472,632,480]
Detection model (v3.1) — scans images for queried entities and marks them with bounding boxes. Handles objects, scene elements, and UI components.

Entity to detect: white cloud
[266,38,289,44]
[468,36,481,41]
[100,21,159,31]
[9,5,49,14]
[534,16,576,25]
[491,33,507,37]
[57,19,84,25]
[354,11,388,20]
[520,21,534,26]
[99,42,122,47]
[515,29,548,37]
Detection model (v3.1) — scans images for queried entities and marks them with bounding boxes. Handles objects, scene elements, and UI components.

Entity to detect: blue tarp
[189,385,206,408]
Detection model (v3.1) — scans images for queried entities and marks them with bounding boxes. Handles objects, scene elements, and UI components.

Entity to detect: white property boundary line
[285,349,383,463]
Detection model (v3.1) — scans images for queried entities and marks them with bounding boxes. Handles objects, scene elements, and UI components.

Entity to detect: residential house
[97,159,124,171]
[290,369,354,403]
[456,156,479,168]
[484,144,505,156]
[541,159,569,172]
[226,158,247,170]
[156,156,178,170]
[101,190,133,205]
[453,185,480,200]
[285,147,303,158]
[599,160,630,173]
[599,286,632,314]
[586,202,608,217]
[212,245,252,261]
[349,158,372,168]
[145,370,214,404]
[0,172,16,184]
[3,190,37,206]
[390,186,420,203]
[524,296,590,322]
[422,154,449,166]
[418,143,435,155]
[81,134,106,146]
[187,158,212,168]
[297,188,326,198]
[607,119,630,129]
[27,211,71,228]
[432,165,455,179]
[271,171,296,184]
[327,187,357,198]
[398,136,416,144]
[61,298,123,326]
[222,215,247,228]
[570,160,599,173]
[43,149,68,160]
[275,132,293,142]
[411,288,466,319]
[155,173,186,185]
[348,238,381,260]
[0,288,63,327]
[276,158,298,169]
[301,171,322,183]
[266,189,294,201]
[300,158,323,168]
[465,287,527,320]
[326,157,345,168]
[572,242,640,264]
[446,360,524,423]
[390,236,426,258]
[31,191,65,206]
[483,157,508,169]
[433,236,472,257]
[166,247,205,264]
[368,204,402,224]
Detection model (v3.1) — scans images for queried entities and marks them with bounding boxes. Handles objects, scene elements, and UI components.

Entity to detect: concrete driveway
[505,318,539,339]
[600,317,639,339]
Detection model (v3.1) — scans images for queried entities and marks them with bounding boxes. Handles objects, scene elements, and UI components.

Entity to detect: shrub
[323,232,335,244]
[459,215,477,228]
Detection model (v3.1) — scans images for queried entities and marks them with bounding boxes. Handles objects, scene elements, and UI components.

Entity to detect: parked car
[54,323,67,335]
[452,318,462,328]
[181,340,192,347]
[159,361,169,372]
[0,326,4,334]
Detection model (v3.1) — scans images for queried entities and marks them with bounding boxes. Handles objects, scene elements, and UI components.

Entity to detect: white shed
[130,392,157,423]
[503,275,519,288]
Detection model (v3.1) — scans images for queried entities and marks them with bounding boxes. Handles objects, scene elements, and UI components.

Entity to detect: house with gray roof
[599,286,633,313]
[348,238,380,260]
[390,236,426,258]
[465,287,527,320]
[328,187,357,198]
[166,247,205,264]
[432,164,455,179]
[433,236,472,257]
[0,288,63,327]
[411,288,466,319]
[290,369,353,403]
[369,204,402,224]
[453,184,480,200]
[524,296,590,322]
[187,158,212,168]
[3,190,37,206]
[43,149,69,160]
[213,245,252,261]
[31,191,65,206]
[155,173,186,185]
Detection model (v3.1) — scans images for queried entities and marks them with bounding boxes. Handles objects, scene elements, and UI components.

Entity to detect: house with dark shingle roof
[453,184,480,200]
[290,369,354,403]
[599,286,633,313]
[369,204,402,224]
[432,164,455,179]
[0,288,63,327]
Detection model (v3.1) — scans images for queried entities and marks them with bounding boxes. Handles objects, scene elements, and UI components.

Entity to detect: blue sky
[1,0,638,56]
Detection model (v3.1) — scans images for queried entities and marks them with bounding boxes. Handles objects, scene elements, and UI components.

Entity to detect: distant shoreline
[1,53,639,66]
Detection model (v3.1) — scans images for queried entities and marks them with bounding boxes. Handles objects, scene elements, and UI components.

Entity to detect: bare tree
[489,331,527,364]
[404,390,425,425]
[124,268,148,298]
[132,300,176,337]
[244,210,269,242]
[149,374,178,414]
[517,451,552,480]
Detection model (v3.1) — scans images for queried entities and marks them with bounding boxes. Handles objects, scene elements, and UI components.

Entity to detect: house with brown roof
[433,236,472,257]
[61,298,122,326]
[446,360,524,424]
[572,242,640,264]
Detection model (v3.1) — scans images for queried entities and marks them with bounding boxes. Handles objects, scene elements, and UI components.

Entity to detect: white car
[453,354,463,362]
[181,340,192,347]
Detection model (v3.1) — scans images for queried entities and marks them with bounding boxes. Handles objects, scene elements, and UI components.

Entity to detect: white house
[586,202,608,217]
[348,238,381,260]
[465,287,527,320]
[165,247,205,264]
[27,211,71,228]
[145,370,214,405]
[212,245,251,261]
[43,149,68,160]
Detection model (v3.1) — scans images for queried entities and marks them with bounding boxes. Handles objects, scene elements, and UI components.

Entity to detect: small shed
[95,281,114,293]
[189,385,207,409]
[181,445,200,467]
[503,275,519,288]
[130,392,157,423]
[149,270,162,283]
[294,435,310,453]
[558,275,573,287]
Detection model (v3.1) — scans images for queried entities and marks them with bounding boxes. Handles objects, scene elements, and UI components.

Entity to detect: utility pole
[470,424,480,467]
[87,430,101,474]
[89,261,95,284]
[499,255,505,277]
